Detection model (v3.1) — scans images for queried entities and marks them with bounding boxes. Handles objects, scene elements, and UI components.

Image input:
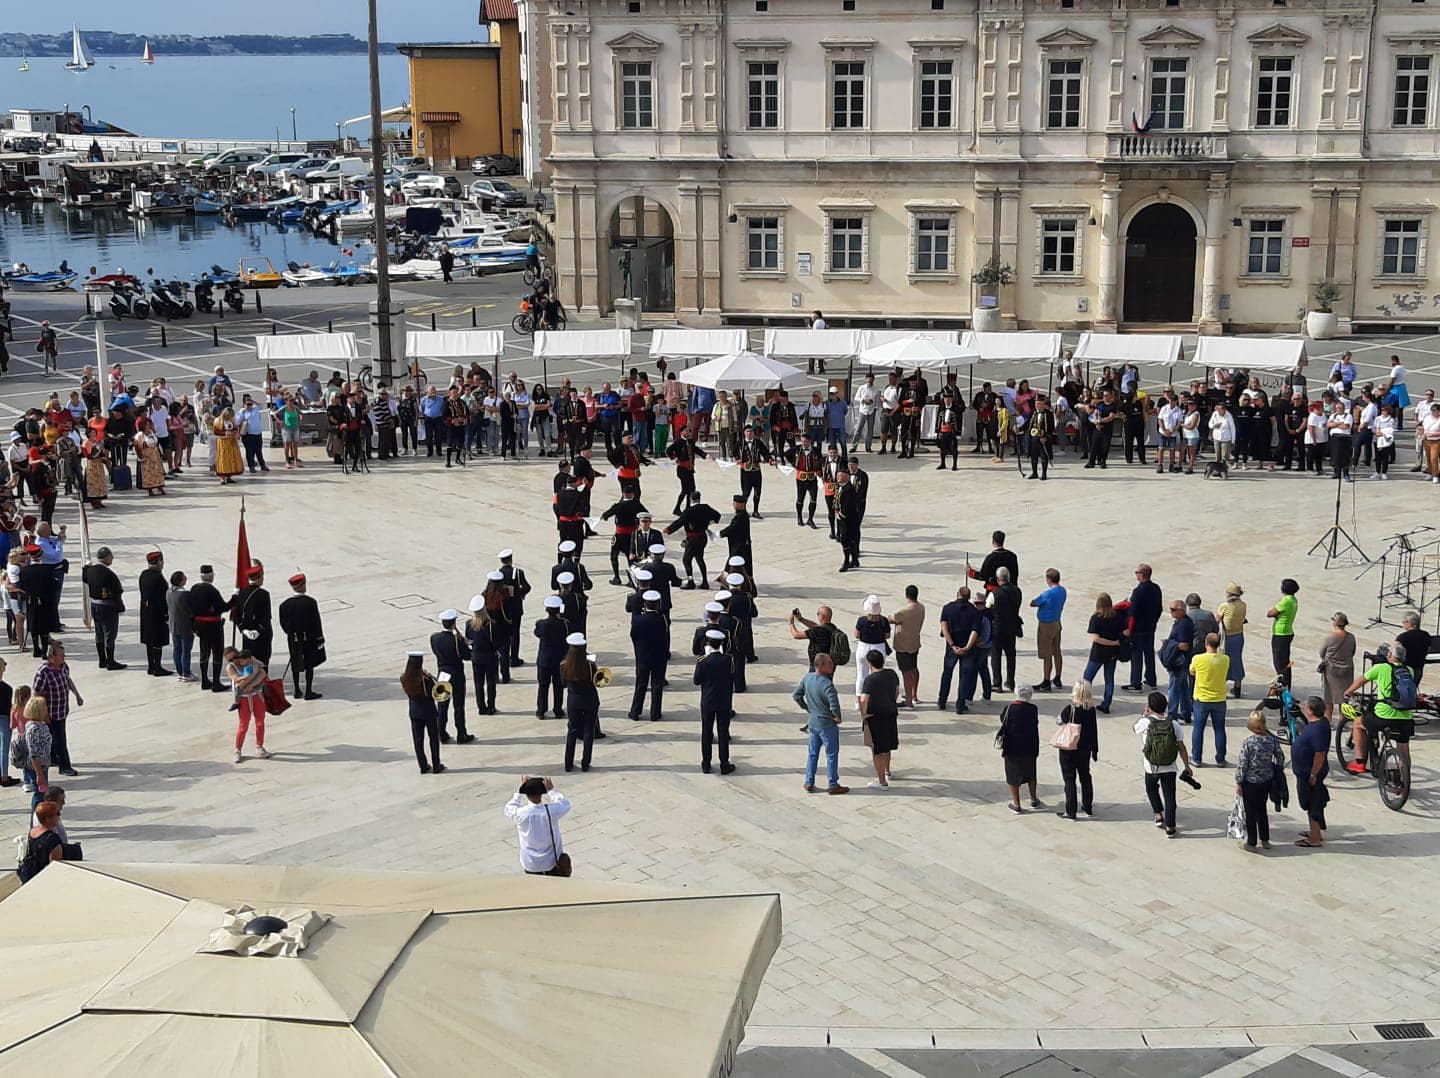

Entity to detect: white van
[204,148,270,172]
[303,156,368,183]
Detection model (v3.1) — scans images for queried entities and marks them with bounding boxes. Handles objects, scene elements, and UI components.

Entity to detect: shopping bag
[1226,796,1246,840]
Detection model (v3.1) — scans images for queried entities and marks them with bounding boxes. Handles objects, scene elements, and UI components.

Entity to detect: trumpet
[432,679,454,703]
[593,666,613,688]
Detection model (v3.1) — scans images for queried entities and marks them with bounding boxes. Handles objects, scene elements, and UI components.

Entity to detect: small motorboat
[190,193,224,215]
[362,257,442,282]
[200,264,240,286]
[282,260,365,287]
[237,256,284,289]
[3,264,79,291]
[82,270,143,294]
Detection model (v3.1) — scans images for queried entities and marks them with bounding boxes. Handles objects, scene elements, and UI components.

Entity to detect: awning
[1073,332,1184,366]
[533,329,632,361]
[255,333,359,364]
[648,328,750,361]
[341,105,412,128]
[762,328,862,361]
[857,333,978,370]
[0,862,781,1078]
[959,331,1063,364]
[678,351,807,391]
[419,112,461,124]
[406,330,503,361]
[1191,337,1306,371]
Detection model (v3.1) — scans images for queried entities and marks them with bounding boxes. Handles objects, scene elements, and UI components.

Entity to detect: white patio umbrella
[678,350,807,391]
[857,333,980,370]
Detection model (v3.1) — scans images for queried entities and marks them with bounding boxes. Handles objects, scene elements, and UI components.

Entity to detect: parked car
[391,155,429,171]
[303,156,369,183]
[472,154,521,176]
[204,148,271,172]
[469,178,527,209]
[247,152,311,178]
[275,157,332,185]
[402,174,464,200]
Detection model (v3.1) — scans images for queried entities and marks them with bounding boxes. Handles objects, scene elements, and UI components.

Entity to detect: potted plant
[1306,280,1341,340]
[971,257,1015,332]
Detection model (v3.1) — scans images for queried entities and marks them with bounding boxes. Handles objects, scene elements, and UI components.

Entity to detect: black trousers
[840,523,861,568]
[472,656,498,712]
[536,662,564,716]
[795,480,816,523]
[496,623,514,681]
[1090,431,1113,466]
[423,417,442,455]
[740,469,762,513]
[1329,435,1352,478]
[1241,780,1271,846]
[1144,771,1177,829]
[701,706,731,767]
[92,605,119,664]
[400,420,418,453]
[1058,750,1093,818]
[565,706,596,769]
[991,631,1017,689]
[145,644,166,674]
[630,660,664,721]
[609,536,630,581]
[1272,634,1292,687]
[938,433,957,468]
[50,718,71,771]
[1123,420,1146,463]
[290,662,315,697]
[437,672,468,737]
[899,418,919,457]
[197,626,224,686]
[445,424,466,464]
[1029,439,1051,478]
[410,713,441,770]
[242,432,266,470]
[673,468,696,513]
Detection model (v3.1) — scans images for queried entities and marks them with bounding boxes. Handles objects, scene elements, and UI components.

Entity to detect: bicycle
[522,257,549,287]
[1336,699,1411,811]
[1262,677,1304,745]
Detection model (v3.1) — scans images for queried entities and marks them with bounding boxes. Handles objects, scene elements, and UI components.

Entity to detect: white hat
[406,650,424,658]
[725,573,745,586]
[715,590,733,602]
[642,589,661,602]
[498,548,514,559]
[487,570,504,582]
[468,595,485,612]
[558,540,577,554]
[557,571,575,586]
[565,632,587,646]
[705,629,726,642]
[439,609,459,622]
[6,432,19,443]
[638,510,653,519]
[704,601,724,614]
[544,596,563,610]
[727,556,745,567]
[863,594,881,616]
[648,543,665,555]
[632,568,653,581]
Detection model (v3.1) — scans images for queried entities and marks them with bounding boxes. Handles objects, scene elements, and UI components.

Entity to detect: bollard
[430,312,437,331]
[471,306,477,327]
[328,320,333,333]
[213,325,220,347]
[160,324,168,348]
[272,322,277,335]
[255,291,263,314]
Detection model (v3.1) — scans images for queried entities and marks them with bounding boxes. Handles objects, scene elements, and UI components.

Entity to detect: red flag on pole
[236,497,252,590]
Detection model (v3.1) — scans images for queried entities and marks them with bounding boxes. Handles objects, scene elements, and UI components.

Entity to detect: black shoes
[457,734,477,744]
[720,762,736,775]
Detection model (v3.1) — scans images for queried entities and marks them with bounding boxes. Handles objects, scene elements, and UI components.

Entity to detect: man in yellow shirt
[1188,632,1231,767]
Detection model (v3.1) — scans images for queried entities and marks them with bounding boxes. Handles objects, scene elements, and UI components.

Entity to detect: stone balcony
[1107,131,1229,161]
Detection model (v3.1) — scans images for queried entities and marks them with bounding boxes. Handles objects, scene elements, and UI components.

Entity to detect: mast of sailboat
[141,39,155,64]
[66,25,95,71]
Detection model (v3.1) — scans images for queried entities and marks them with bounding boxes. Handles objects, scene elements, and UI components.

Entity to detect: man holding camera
[504,776,572,876]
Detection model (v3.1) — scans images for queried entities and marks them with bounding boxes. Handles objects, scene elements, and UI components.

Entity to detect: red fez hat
[288,573,306,586]
[146,551,163,564]
[247,565,264,579]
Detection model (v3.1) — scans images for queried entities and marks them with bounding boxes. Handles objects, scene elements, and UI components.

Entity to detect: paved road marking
[844,1049,932,1077]
[1297,1047,1387,1078]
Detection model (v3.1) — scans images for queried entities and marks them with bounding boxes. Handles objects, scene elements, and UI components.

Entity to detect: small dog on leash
[1203,458,1229,480]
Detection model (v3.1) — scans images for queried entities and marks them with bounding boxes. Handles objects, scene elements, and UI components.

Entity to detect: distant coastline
[0,32,397,57]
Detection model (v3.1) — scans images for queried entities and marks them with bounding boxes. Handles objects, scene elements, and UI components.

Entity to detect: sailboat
[18,49,29,72]
[140,39,154,64]
[64,25,95,72]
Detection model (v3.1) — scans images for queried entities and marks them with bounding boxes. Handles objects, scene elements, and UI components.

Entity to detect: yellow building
[398,1,524,169]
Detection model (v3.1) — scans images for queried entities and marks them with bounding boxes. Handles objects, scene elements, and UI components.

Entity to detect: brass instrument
[593,666,613,688]
[432,679,453,703]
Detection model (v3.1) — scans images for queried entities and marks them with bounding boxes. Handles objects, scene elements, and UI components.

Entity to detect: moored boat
[3,265,79,291]
[237,256,283,289]
[282,260,366,287]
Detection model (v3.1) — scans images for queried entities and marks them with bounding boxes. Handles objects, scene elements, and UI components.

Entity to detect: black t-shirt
[855,616,891,646]
[1397,628,1432,681]
[861,668,900,718]
[1088,612,1125,662]
[805,624,836,662]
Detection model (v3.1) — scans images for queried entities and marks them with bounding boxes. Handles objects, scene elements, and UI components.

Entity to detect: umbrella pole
[968,366,973,395]
[1047,362,1054,396]
[543,355,549,389]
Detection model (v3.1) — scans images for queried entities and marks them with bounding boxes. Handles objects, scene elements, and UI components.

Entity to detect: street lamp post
[290,107,297,142]
[367,0,394,382]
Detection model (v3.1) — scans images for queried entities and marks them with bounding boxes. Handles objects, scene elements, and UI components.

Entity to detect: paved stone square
[2,293,1439,1071]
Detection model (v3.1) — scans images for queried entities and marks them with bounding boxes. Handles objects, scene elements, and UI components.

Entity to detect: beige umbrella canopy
[0,863,781,1077]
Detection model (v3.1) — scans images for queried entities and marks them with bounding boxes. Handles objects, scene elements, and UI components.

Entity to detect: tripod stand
[1307,470,1368,569]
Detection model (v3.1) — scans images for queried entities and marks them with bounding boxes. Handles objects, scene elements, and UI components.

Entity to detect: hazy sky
[7,2,480,41]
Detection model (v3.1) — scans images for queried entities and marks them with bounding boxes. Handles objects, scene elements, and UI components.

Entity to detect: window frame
[1392,54,1433,128]
[911,213,956,278]
[1147,55,1191,130]
[917,59,956,130]
[1379,216,1426,278]
[1253,54,1296,129]
[744,215,783,275]
[830,59,868,130]
[1241,216,1290,278]
[1034,213,1085,280]
[746,59,781,130]
[1045,58,1084,130]
[618,59,656,130]
[823,211,871,280]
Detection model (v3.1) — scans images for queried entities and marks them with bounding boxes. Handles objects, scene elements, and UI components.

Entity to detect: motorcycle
[109,282,150,321]
[193,278,215,314]
[224,280,244,313]
[149,278,194,320]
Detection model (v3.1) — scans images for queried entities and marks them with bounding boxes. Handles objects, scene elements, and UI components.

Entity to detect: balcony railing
[1108,132,1226,160]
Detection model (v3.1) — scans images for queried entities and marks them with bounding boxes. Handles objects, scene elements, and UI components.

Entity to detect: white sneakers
[866,780,889,790]
[258,747,272,759]
[234,750,243,764]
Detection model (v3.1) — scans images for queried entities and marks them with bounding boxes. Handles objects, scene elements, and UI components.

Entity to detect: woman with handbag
[999,685,1042,813]
[1317,612,1356,719]
[852,595,892,701]
[1054,680,1099,820]
[1234,711,1284,851]
[400,651,444,775]
[858,649,900,790]
[223,647,271,763]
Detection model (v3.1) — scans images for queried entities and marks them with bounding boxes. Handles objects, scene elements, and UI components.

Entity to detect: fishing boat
[18,50,29,73]
[140,40,155,65]
[237,256,284,289]
[64,26,95,72]
[282,260,366,287]
[2,264,80,291]
[190,192,224,215]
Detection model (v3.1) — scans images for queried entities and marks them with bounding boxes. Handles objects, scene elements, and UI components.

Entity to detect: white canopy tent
[677,350,807,391]
[857,333,979,370]
[1191,337,1306,371]
[959,331,1064,364]
[648,328,750,363]
[1073,332,1185,367]
[255,332,359,365]
[405,330,504,362]
[761,328,862,363]
[857,328,961,350]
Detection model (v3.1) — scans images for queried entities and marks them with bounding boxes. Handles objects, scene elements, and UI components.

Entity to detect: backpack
[1142,715,1179,767]
[827,626,851,667]
[1388,664,1419,711]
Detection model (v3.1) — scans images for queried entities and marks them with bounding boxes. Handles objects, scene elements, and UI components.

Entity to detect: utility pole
[290,107,297,142]
[368,0,394,381]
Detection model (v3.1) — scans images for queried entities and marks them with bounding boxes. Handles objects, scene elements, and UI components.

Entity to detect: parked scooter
[149,278,194,320]
[109,281,150,320]
[193,277,215,314]
[223,280,244,313]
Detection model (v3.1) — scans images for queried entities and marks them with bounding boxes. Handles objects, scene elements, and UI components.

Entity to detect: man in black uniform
[722,571,758,678]
[188,564,228,691]
[555,571,588,635]
[629,511,662,564]
[442,386,469,467]
[898,376,923,459]
[936,392,962,470]
[836,468,861,572]
[693,601,727,658]
[1085,388,1119,469]
[718,494,752,578]
[821,445,844,540]
[138,549,172,677]
[231,564,273,665]
[965,530,1019,590]
[694,628,736,774]
[18,543,56,659]
[737,427,770,518]
[639,544,680,628]
[600,488,648,585]
[555,475,587,555]
[770,391,799,463]
[497,548,532,668]
[665,493,722,590]
[278,572,325,700]
[81,546,126,670]
[715,592,746,692]
[793,433,821,529]
[551,539,593,594]
[851,461,869,531]
[533,594,568,718]
[665,427,707,515]
[628,590,668,722]
[430,610,475,744]
[973,382,998,455]
[1028,395,1057,480]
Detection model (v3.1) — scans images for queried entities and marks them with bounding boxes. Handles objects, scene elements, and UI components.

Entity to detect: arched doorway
[608,196,675,314]
[1123,203,1197,323]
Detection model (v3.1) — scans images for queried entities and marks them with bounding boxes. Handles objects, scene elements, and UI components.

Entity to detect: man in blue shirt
[793,653,848,793]
[36,522,67,633]
[1161,600,1195,723]
[1292,695,1331,848]
[1030,568,1067,691]
[1125,563,1163,691]
[419,385,446,457]
[937,587,980,713]
[238,395,269,473]
[824,387,849,450]
[206,366,233,398]
[596,382,622,454]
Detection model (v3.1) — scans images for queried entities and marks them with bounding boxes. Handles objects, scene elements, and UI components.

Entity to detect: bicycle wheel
[1377,740,1410,811]
[522,267,538,286]
[1334,716,1355,774]
[512,313,534,335]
